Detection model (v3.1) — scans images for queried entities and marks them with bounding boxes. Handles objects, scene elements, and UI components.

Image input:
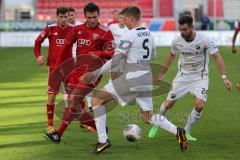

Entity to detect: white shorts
[104,72,153,111]
[166,72,209,102]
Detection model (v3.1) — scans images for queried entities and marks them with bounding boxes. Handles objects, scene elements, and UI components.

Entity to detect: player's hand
[231,46,237,54]
[156,74,164,81]
[37,56,44,65]
[80,72,94,83]
[223,79,232,90]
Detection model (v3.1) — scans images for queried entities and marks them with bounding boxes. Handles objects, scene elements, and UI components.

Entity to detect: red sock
[79,112,96,130]
[77,99,96,130]
[46,104,55,126]
[57,107,77,137]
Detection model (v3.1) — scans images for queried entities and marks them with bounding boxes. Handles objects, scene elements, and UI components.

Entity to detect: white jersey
[109,23,129,44]
[117,27,156,64]
[171,32,218,76]
[104,27,155,107]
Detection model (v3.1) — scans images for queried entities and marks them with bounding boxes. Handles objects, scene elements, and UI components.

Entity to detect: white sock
[63,94,68,108]
[86,92,93,110]
[159,103,168,116]
[150,114,177,135]
[184,108,203,132]
[93,105,108,143]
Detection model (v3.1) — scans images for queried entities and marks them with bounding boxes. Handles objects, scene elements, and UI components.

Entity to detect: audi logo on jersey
[56,39,65,45]
[77,38,91,46]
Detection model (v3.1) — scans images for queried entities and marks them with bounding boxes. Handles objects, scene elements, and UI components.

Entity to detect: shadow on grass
[0,100,46,108]
[0,140,46,149]
[0,122,46,135]
[0,86,46,90]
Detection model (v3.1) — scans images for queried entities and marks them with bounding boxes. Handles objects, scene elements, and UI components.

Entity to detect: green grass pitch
[0,47,239,160]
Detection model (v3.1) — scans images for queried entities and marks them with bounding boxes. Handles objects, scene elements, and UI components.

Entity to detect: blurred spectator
[201,13,210,30]
[68,7,82,25]
[216,20,231,30]
[107,10,119,26]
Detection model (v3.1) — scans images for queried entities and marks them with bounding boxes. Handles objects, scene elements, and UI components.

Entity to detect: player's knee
[140,110,152,123]
[164,100,175,109]
[91,97,103,108]
[195,99,205,112]
[47,94,56,105]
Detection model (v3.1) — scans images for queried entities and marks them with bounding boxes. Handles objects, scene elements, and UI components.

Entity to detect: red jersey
[34,23,74,66]
[55,22,114,87]
[56,22,114,67]
[237,22,240,31]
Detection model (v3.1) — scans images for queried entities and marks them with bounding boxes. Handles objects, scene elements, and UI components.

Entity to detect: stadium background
[0,0,239,160]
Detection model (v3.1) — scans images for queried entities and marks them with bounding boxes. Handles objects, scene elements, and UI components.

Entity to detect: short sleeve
[115,31,133,55]
[205,37,219,55]
[171,39,179,55]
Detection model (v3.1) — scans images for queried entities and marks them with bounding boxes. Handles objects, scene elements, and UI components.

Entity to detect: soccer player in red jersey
[34,7,74,133]
[232,22,240,89]
[42,2,114,143]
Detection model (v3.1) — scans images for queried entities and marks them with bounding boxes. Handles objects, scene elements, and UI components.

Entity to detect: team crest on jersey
[196,45,200,50]
[93,34,99,40]
[170,93,176,99]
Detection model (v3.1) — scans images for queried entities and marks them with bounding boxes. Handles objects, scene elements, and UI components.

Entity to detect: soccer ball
[123,124,141,142]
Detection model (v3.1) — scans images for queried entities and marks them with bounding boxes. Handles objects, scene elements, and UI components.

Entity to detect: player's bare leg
[237,82,240,89]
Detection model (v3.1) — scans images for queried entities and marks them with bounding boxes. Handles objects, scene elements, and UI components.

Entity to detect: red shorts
[47,66,63,94]
[64,71,101,98]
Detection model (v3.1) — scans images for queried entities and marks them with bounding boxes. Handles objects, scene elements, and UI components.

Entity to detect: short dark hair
[69,7,75,12]
[122,6,141,21]
[113,10,118,14]
[119,9,125,15]
[178,15,193,26]
[56,7,69,15]
[84,2,100,16]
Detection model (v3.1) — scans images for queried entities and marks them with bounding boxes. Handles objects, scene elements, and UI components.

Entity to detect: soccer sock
[63,93,68,109]
[86,92,93,110]
[77,99,96,130]
[79,112,96,130]
[46,104,55,126]
[184,107,203,132]
[57,107,76,137]
[93,105,108,143]
[150,114,177,135]
[159,102,168,116]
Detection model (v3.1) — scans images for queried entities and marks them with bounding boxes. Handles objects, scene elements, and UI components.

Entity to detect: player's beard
[59,22,67,28]
[183,31,194,42]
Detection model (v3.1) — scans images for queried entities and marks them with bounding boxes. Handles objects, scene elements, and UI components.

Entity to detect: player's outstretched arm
[212,53,232,90]
[232,29,239,54]
[156,52,176,81]
[81,53,124,83]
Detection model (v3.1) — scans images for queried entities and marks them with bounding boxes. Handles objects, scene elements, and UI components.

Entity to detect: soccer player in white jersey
[82,6,188,154]
[148,15,232,141]
[109,11,129,44]
[109,11,129,80]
